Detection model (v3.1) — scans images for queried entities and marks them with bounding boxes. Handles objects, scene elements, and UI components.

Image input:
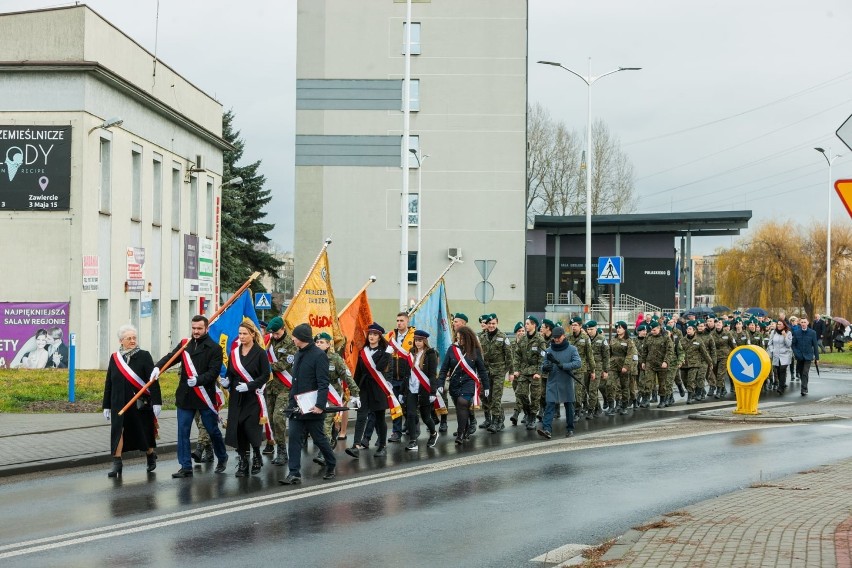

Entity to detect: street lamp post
[815,147,842,317]
[410,148,429,301]
[538,58,640,317]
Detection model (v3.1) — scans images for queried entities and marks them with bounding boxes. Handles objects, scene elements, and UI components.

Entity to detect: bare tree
[527,103,637,223]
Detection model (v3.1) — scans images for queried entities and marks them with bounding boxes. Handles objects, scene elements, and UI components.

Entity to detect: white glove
[484,389,490,398]
[103,409,111,421]
[150,367,160,381]
[220,377,230,389]
[437,386,444,396]
[429,396,436,403]
[186,377,197,387]
[236,383,249,393]
[153,405,161,417]
[349,396,361,409]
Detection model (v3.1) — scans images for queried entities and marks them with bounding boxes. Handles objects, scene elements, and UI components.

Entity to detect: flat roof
[533,211,752,237]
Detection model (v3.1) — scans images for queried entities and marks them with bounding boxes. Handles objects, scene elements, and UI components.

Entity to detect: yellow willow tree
[715,220,852,318]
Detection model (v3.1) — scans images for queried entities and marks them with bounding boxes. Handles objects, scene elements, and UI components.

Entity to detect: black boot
[271,443,288,466]
[708,386,716,398]
[481,412,492,431]
[200,446,214,463]
[107,457,122,478]
[686,391,693,405]
[251,450,263,475]
[262,442,275,455]
[619,401,628,415]
[651,390,658,403]
[191,443,203,463]
[509,411,520,426]
[525,415,536,430]
[676,381,686,397]
[146,451,157,472]
[235,453,249,477]
[439,415,448,432]
[468,416,478,435]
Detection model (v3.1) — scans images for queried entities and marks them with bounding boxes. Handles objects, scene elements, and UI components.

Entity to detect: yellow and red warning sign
[835,179,852,220]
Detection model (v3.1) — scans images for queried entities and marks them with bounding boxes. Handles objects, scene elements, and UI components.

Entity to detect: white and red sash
[113,351,147,392]
[389,335,411,360]
[264,336,293,388]
[178,339,220,414]
[360,348,403,419]
[452,345,483,407]
[231,344,273,441]
[410,359,432,394]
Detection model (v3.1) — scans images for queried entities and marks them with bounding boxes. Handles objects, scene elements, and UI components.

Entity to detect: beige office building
[295,0,528,326]
[0,6,229,369]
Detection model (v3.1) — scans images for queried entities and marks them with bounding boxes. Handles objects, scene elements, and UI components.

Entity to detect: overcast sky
[8,0,852,255]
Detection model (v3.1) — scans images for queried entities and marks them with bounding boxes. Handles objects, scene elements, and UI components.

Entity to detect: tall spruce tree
[220,110,280,292]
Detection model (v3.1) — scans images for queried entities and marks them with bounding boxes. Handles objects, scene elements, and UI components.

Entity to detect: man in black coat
[812,314,827,354]
[153,315,228,478]
[279,323,337,484]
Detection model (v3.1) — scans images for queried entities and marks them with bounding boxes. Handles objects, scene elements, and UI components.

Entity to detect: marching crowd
[100,308,822,481]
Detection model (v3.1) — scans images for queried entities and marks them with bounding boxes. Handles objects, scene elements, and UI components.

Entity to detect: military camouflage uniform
[711,327,736,394]
[535,333,552,418]
[587,330,610,414]
[479,328,514,428]
[566,330,596,416]
[267,332,296,464]
[512,332,546,424]
[639,331,674,407]
[681,331,713,403]
[696,328,717,395]
[665,329,685,404]
[608,334,638,410]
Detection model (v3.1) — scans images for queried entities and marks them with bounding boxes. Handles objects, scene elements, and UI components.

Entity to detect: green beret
[733,310,742,315]
[759,322,767,329]
[570,316,583,325]
[314,332,332,342]
[722,320,731,327]
[651,315,659,322]
[541,318,555,329]
[526,315,539,326]
[489,313,497,321]
[267,316,284,333]
[454,313,468,323]
[478,314,490,323]
[585,320,598,328]
[615,321,628,330]
[637,324,649,331]
[686,321,697,328]
[514,321,523,333]
[649,321,660,328]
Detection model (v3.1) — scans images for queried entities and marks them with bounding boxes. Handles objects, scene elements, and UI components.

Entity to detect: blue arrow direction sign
[726,345,770,386]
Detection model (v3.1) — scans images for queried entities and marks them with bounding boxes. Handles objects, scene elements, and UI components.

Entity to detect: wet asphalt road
[3,375,852,567]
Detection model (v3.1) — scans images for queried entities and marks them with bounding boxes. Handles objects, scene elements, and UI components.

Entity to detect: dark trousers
[795,360,812,393]
[774,364,788,392]
[176,407,226,469]
[287,418,336,476]
[405,394,435,440]
[354,407,387,446]
[542,402,574,433]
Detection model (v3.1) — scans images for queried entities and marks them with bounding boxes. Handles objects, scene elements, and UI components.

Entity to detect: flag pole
[409,256,463,315]
[337,276,377,317]
[283,237,332,321]
[118,271,261,416]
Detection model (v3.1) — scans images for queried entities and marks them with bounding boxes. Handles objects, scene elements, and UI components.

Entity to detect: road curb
[0,443,178,478]
[688,411,845,423]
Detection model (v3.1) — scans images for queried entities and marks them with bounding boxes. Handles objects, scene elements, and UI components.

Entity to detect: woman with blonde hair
[222,319,270,476]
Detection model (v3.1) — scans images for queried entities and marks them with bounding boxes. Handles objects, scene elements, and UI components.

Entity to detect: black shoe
[487,422,498,433]
[536,427,552,439]
[468,420,478,435]
[509,412,519,426]
[619,405,628,415]
[200,447,214,463]
[345,446,360,459]
[146,452,157,472]
[171,468,193,478]
[405,441,418,451]
[271,445,288,466]
[313,452,326,466]
[251,453,262,475]
[107,457,123,478]
[496,421,505,431]
[374,446,387,457]
[279,474,302,485]
[438,421,448,433]
[657,399,666,408]
[262,443,275,455]
[214,456,228,474]
[427,431,439,448]
[525,418,536,430]
[235,456,249,477]
[651,391,658,403]
[594,407,603,417]
[388,432,402,443]
[677,383,686,397]
[322,468,336,480]
[801,390,807,396]
[565,430,574,438]
[191,444,203,464]
[454,436,463,445]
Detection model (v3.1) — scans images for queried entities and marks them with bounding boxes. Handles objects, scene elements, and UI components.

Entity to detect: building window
[190,176,198,235]
[403,79,420,112]
[402,135,420,168]
[402,22,421,55]
[408,251,418,283]
[205,180,214,239]
[171,165,181,230]
[131,148,142,221]
[152,155,163,225]
[408,194,419,226]
[99,138,111,213]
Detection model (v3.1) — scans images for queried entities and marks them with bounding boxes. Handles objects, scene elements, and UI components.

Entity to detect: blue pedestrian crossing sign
[597,256,623,284]
[254,292,272,310]
[727,345,771,386]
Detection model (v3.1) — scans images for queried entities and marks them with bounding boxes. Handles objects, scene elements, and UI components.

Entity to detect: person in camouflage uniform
[566,316,596,419]
[510,321,525,423]
[633,324,648,408]
[640,321,673,408]
[695,320,716,400]
[479,314,514,432]
[681,322,714,404]
[664,322,686,407]
[608,321,637,415]
[711,319,736,398]
[265,317,297,466]
[536,319,555,420]
[312,332,359,466]
[583,321,609,417]
[510,316,545,430]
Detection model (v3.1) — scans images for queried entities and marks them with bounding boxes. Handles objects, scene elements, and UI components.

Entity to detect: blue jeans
[287,417,336,477]
[542,402,574,433]
[176,406,227,469]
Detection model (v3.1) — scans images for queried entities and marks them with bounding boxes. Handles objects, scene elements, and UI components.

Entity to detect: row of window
[98,138,214,239]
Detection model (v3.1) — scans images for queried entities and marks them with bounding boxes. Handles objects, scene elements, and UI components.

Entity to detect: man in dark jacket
[153,315,228,478]
[792,316,819,396]
[537,326,582,439]
[812,314,827,354]
[279,323,337,484]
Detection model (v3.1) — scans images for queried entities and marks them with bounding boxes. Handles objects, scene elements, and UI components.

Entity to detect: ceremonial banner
[284,249,344,349]
[338,288,373,374]
[409,279,452,361]
[207,290,260,371]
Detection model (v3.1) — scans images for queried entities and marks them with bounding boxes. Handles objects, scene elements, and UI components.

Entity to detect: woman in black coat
[222,320,270,476]
[346,322,392,459]
[405,329,440,450]
[438,326,490,444]
[102,324,162,477]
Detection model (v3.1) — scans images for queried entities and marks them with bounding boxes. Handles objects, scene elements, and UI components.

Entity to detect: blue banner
[208,290,261,371]
[410,279,452,363]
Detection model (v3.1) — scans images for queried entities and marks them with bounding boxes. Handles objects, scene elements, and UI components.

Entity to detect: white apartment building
[295,0,528,326]
[0,6,229,369]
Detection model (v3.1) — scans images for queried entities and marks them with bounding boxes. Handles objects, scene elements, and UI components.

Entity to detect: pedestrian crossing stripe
[600,258,620,281]
[255,293,272,309]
